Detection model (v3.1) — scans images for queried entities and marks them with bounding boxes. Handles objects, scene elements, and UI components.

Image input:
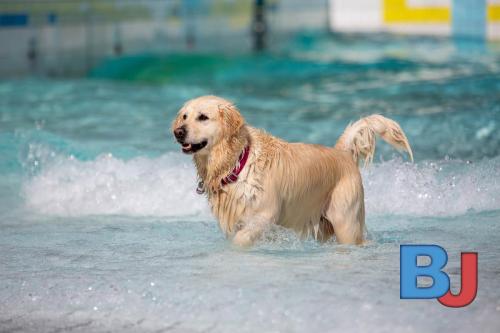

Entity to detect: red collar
[196,145,250,194]
[221,145,250,186]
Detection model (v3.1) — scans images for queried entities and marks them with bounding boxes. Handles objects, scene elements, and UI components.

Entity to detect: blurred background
[0,0,499,77]
[1,1,500,333]
[0,0,327,76]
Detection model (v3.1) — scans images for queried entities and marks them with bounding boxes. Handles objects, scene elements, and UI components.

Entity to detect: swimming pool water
[1,33,500,332]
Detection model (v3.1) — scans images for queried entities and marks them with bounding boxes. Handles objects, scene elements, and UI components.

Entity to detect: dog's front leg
[232,227,263,248]
[230,178,281,248]
[232,201,279,248]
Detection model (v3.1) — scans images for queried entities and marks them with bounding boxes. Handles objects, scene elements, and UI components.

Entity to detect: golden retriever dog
[172,96,413,247]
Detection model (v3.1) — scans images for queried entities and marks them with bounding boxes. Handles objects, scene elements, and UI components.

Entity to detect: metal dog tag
[196,181,205,194]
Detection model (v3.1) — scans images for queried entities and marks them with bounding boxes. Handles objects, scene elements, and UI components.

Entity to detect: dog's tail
[334,114,413,166]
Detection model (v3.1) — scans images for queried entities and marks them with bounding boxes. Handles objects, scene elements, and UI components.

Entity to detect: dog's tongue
[182,143,192,151]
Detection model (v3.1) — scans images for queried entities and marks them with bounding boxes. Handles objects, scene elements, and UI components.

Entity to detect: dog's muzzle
[174,126,208,154]
[174,126,186,142]
[181,141,208,154]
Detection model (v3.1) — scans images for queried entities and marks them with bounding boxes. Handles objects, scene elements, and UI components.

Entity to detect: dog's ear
[219,103,244,138]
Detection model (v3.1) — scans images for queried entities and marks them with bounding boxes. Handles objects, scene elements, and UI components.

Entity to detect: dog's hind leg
[324,179,366,245]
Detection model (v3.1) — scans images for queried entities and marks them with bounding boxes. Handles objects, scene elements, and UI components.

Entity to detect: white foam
[23,151,211,218]
[363,157,500,216]
[23,149,500,218]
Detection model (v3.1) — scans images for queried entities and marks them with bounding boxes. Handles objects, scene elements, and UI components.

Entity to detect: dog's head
[172,95,244,155]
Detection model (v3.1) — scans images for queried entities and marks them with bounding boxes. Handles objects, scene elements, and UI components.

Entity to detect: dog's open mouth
[181,140,208,154]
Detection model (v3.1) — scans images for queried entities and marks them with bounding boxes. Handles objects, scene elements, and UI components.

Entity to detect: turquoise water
[1,33,500,332]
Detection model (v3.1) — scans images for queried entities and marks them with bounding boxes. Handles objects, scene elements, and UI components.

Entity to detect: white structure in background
[329,0,500,40]
[330,0,387,33]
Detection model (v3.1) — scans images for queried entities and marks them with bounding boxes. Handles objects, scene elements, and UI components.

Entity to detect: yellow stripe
[488,4,500,22]
[383,0,450,23]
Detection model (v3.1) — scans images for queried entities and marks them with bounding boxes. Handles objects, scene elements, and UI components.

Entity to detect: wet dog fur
[172,95,413,247]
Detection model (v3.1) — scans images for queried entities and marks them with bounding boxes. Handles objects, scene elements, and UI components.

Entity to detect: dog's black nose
[174,126,186,141]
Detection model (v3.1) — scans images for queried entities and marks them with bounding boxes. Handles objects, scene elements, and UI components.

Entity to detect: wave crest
[23,151,210,218]
[23,149,500,218]
[362,157,500,216]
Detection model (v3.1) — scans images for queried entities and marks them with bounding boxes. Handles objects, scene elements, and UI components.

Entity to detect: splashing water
[21,149,500,218]
[23,149,210,218]
[1,34,500,332]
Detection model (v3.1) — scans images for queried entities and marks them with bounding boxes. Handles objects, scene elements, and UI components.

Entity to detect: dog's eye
[197,114,209,121]
[182,114,187,120]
